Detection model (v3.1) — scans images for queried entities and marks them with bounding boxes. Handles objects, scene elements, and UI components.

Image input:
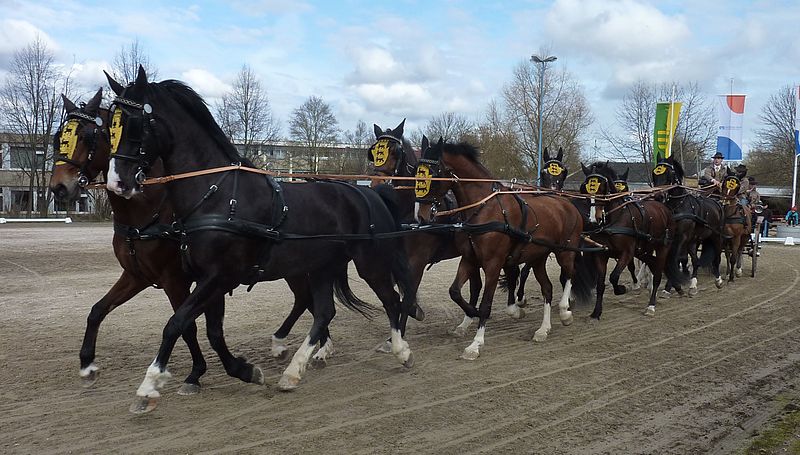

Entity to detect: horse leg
[131,278,262,414]
[161,277,207,396]
[713,237,724,289]
[609,253,632,296]
[450,258,481,338]
[462,260,503,360]
[504,264,526,320]
[628,261,640,290]
[516,264,532,307]
[554,251,576,326]
[278,272,337,391]
[531,260,556,342]
[79,270,149,387]
[640,248,666,316]
[590,255,609,320]
[272,275,315,361]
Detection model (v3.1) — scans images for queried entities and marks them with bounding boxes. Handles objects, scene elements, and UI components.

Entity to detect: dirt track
[1,223,800,454]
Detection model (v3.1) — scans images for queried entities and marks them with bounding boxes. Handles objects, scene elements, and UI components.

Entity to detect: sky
[1,0,798,159]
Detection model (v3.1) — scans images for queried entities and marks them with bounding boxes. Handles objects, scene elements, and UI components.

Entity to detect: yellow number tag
[584,177,601,195]
[56,119,80,165]
[653,164,667,176]
[547,162,563,176]
[415,164,432,198]
[109,109,123,154]
[614,182,627,192]
[371,139,390,167]
[725,179,739,191]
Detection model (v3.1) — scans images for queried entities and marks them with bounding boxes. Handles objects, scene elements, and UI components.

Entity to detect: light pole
[531,54,556,186]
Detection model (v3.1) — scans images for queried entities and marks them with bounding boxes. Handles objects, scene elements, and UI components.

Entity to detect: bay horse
[575,162,686,318]
[414,137,594,359]
[720,171,752,282]
[48,90,341,396]
[105,67,415,413]
[651,156,724,293]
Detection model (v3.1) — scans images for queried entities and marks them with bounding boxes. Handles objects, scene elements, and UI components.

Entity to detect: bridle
[110,94,159,187]
[414,156,452,220]
[540,159,566,190]
[54,108,109,188]
[369,134,415,180]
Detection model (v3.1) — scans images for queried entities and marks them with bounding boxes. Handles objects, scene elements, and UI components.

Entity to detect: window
[54,197,72,212]
[11,190,30,212]
[9,146,45,169]
[78,194,88,213]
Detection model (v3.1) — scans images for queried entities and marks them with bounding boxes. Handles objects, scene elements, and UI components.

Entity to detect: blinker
[415,164,432,198]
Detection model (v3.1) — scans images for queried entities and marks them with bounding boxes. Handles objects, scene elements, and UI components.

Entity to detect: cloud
[181,68,232,99]
[0,19,57,69]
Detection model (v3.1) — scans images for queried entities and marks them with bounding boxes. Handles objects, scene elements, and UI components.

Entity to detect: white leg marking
[690,277,698,290]
[136,360,172,398]
[644,305,656,317]
[462,326,485,360]
[559,280,573,325]
[271,335,288,358]
[452,315,475,337]
[312,338,335,362]
[390,328,412,364]
[79,363,99,378]
[282,336,315,382]
[533,302,552,342]
[505,303,525,319]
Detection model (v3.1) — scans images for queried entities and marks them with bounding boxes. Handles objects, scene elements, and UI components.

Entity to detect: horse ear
[373,124,382,138]
[61,94,77,113]
[543,147,550,161]
[85,88,103,112]
[437,136,444,146]
[134,65,148,87]
[556,147,563,161]
[581,162,589,176]
[621,168,629,181]
[104,71,124,95]
[421,135,429,152]
[394,118,405,138]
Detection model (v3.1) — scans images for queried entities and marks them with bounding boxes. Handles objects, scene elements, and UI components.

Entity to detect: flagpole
[794,85,799,207]
[792,154,798,207]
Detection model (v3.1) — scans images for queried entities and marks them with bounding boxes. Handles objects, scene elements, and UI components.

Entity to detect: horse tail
[665,234,691,287]
[372,183,422,321]
[332,265,378,319]
[570,250,597,308]
[695,236,719,271]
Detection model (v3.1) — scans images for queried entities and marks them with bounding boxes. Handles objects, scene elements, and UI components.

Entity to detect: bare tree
[475,100,528,179]
[215,65,281,167]
[0,36,70,216]
[424,112,474,143]
[750,86,796,187]
[339,120,373,174]
[600,81,716,180]
[499,59,593,179]
[111,38,158,84]
[288,96,339,173]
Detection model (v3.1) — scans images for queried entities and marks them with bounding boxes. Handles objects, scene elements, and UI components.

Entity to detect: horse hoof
[516,296,528,308]
[278,374,301,391]
[507,306,526,320]
[80,370,99,388]
[374,339,392,353]
[129,396,159,415]
[411,305,425,322]
[403,352,415,369]
[309,357,327,370]
[715,279,724,289]
[250,366,266,385]
[532,330,549,342]
[460,349,480,361]
[735,269,743,278]
[451,327,468,338]
[632,283,641,291]
[644,306,656,317]
[588,317,600,325]
[614,285,627,296]
[176,383,201,396]
[688,287,698,297]
[272,349,290,362]
[560,312,574,326]
[659,290,671,299]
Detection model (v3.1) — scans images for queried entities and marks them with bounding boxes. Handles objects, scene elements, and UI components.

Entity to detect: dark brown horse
[575,162,686,318]
[720,171,752,282]
[415,137,594,359]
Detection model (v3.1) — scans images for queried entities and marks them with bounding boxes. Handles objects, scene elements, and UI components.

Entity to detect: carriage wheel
[751,223,761,278]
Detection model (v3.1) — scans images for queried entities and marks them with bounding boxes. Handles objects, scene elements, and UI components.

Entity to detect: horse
[48,90,343,396]
[720,170,752,282]
[651,156,724,293]
[104,67,416,413]
[575,162,686,318]
[414,137,594,359]
[368,121,490,338]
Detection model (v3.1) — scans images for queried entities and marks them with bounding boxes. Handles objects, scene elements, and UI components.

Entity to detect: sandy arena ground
[1,222,799,454]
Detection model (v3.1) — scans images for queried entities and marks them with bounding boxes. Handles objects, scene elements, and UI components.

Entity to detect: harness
[54,108,109,187]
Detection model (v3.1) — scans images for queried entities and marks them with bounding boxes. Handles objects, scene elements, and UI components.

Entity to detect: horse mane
[668,158,685,181]
[400,138,418,166]
[152,80,254,167]
[441,141,493,176]
[588,161,619,184]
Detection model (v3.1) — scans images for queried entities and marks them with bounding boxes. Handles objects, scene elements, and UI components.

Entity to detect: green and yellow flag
[653,102,682,163]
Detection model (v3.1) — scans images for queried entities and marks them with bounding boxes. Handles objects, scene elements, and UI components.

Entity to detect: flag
[653,102,682,163]
[795,86,800,156]
[716,94,746,160]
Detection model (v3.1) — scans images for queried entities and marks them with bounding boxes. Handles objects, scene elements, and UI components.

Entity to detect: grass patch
[744,402,800,454]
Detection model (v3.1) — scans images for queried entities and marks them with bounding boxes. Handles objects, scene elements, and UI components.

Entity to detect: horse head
[49,88,109,201]
[414,135,449,223]
[368,119,417,186]
[580,161,618,224]
[721,168,741,205]
[539,146,567,190]
[613,167,630,193]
